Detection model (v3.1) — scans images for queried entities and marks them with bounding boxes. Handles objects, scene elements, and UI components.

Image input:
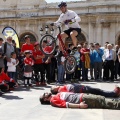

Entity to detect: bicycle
[39,24,77,74]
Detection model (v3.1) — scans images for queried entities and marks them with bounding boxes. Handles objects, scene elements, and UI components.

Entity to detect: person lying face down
[50,84,120,98]
[40,92,120,109]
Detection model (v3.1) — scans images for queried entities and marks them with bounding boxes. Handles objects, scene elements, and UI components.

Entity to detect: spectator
[73,44,81,80]
[103,44,116,81]
[56,50,65,84]
[66,43,74,81]
[80,42,90,81]
[21,35,34,54]
[24,51,34,87]
[33,42,46,86]
[0,52,4,68]
[90,45,95,80]
[2,36,15,73]
[0,38,4,53]
[114,45,120,80]
[42,40,52,84]
[0,67,18,92]
[117,50,120,77]
[93,43,104,80]
[7,52,19,82]
[102,42,109,80]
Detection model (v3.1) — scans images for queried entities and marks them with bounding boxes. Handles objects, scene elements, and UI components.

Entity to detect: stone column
[109,23,115,44]
[102,22,110,45]
[96,23,102,45]
[91,23,96,43]
[88,21,94,43]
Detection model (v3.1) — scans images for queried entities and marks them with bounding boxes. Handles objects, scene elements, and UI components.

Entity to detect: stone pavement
[0,81,120,120]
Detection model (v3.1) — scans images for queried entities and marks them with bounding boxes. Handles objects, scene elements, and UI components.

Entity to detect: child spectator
[7,52,19,82]
[0,67,18,93]
[24,50,34,87]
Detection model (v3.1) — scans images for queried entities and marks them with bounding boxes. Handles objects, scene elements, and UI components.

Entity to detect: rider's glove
[64,19,72,25]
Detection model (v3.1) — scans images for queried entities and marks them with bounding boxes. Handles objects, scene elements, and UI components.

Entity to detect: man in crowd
[103,44,116,81]
[33,42,46,86]
[0,38,3,53]
[50,84,120,98]
[40,92,120,109]
[89,44,95,80]
[2,36,15,72]
[21,35,34,54]
[93,43,104,80]
[114,45,120,80]
[80,42,90,81]
[42,40,52,84]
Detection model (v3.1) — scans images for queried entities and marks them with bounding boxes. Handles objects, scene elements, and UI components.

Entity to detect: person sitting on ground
[0,67,18,92]
[50,84,120,98]
[40,92,120,109]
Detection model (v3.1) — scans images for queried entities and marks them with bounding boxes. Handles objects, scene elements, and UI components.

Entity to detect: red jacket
[0,72,14,85]
[24,57,34,66]
[33,50,44,64]
[80,48,90,62]
[21,43,34,53]
[50,92,83,108]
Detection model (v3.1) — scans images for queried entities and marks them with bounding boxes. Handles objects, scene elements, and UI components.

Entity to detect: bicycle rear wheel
[64,56,77,74]
[40,34,56,55]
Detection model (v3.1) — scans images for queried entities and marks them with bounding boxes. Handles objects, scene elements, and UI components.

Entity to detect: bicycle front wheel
[40,34,56,55]
[64,56,77,74]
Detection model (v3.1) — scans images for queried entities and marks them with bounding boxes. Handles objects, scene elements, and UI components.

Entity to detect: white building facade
[0,0,120,47]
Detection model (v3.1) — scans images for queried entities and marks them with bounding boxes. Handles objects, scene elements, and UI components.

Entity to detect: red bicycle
[39,25,77,74]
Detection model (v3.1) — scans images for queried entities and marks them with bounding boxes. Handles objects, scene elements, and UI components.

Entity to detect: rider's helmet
[58,2,67,8]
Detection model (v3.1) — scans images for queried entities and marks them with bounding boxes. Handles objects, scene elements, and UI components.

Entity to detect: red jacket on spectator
[21,43,34,53]
[80,48,90,62]
[33,50,44,64]
[0,72,15,85]
[24,57,34,66]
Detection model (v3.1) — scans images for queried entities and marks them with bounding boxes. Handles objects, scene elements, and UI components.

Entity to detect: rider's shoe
[70,47,77,55]
[72,47,77,51]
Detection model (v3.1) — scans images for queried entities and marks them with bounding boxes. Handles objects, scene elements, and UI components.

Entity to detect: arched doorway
[65,33,86,48]
[19,32,37,47]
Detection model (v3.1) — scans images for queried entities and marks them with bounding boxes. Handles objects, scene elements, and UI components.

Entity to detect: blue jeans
[8,72,16,81]
[83,86,117,98]
[57,64,65,83]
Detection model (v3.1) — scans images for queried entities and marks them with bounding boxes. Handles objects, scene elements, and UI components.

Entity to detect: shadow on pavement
[1,94,23,100]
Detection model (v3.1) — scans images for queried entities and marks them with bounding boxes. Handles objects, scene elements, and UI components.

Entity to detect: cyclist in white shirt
[52,2,81,51]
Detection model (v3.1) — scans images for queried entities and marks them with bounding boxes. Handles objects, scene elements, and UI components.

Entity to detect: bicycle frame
[57,26,68,58]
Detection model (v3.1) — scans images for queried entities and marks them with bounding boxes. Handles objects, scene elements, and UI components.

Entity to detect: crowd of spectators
[0,35,120,95]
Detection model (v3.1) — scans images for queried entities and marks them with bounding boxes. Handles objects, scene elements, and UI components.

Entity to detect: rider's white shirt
[54,10,81,29]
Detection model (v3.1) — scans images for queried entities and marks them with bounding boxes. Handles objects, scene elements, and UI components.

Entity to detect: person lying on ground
[50,84,120,98]
[40,92,120,109]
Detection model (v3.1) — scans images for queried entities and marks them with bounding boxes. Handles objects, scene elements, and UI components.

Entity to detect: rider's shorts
[64,28,81,36]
